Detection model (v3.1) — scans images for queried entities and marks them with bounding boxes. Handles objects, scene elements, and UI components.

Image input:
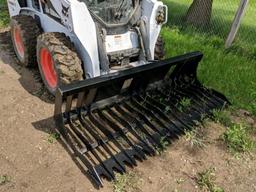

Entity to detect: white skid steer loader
[8,0,167,93]
[7,0,229,187]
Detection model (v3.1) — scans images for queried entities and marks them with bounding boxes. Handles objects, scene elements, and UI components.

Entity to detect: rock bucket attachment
[54,52,229,187]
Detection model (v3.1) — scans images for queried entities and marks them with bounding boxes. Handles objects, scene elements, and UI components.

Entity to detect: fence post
[225,0,249,48]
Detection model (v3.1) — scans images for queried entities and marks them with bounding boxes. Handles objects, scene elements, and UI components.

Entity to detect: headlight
[156,5,168,25]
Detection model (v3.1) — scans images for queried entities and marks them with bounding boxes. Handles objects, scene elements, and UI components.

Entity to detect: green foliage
[156,136,169,154]
[178,97,191,112]
[0,175,10,185]
[250,103,256,116]
[249,83,256,116]
[165,105,171,113]
[47,132,60,144]
[176,178,185,184]
[113,172,140,192]
[212,109,232,127]
[163,0,256,57]
[196,167,224,192]
[222,124,255,153]
[161,0,256,114]
[185,128,205,148]
[200,113,209,127]
[161,24,256,115]
[0,0,9,28]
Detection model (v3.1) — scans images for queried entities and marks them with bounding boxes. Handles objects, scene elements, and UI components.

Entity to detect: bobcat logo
[62,3,70,17]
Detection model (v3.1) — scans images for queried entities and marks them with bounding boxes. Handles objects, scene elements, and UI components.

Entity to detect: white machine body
[7,0,168,78]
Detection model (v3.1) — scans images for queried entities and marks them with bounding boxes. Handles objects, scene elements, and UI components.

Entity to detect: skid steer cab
[7,0,167,93]
[7,0,229,188]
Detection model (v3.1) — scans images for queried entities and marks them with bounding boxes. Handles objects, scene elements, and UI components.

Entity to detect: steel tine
[81,116,129,168]
[151,92,205,128]
[66,124,88,152]
[186,84,224,106]
[61,123,104,187]
[151,89,206,123]
[137,93,191,132]
[65,95,73,113]
[90,111,136,166]
[122,101,168,137]
[84,88,97,106]
[97,109,145,162]
[114,104,162,147]
[155,87,205,115]
[187,83,225,103]
[69,119,116,179]
[97,110,140,164]
[106,106,155,155]
[88,112,127,173]
[160,89,206,115]
[177,88,219,117]
[69,119,98,149]
[174,87,216,110]
[76,92,85,108]
[131,96,180,138]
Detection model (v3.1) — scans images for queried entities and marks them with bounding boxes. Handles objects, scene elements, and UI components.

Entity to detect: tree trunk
[185,0,213,27]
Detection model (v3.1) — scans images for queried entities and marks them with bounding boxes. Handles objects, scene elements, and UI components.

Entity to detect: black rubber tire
[10,15,41,67]
[37,33,84,94]
[154,36,165,60]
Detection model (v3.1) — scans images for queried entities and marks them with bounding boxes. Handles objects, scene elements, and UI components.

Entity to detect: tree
[185,0,213,26]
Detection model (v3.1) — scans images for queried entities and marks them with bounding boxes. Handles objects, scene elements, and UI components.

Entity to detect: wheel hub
[40,48,57,89]
[13,27,25,59]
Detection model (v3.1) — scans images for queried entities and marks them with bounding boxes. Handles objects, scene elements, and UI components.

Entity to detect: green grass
[47,132,60,144]
[249,83,256,115]
[0,175,10,186]
[164,0,256,49]
[211,108,255,154]
[178,97,191,112]
[161,26,256,115]
[196,167,224,192]
[0,0,9,28]
[185,127,206,149]
[161,0,256,115]
[176,177,185,184]
[156,136,170,154]
[222,123,255,154]
[112,172,140,192]
[212,109,232,127]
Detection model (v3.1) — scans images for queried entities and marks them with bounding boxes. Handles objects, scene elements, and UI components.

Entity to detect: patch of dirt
[135,122,256,192]
[231,109,256,128]
[0,29,256,192]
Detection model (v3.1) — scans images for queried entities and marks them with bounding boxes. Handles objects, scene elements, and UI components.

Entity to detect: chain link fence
[164,0,256,58]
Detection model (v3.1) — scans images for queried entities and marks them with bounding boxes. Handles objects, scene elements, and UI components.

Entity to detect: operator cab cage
[82,0,139,25]
[18,0,139,24]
